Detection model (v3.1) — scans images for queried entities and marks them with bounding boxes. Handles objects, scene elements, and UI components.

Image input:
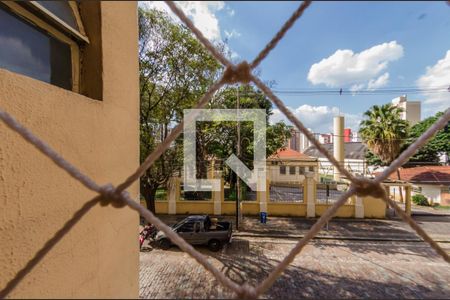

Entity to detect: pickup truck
[154,215,232,251]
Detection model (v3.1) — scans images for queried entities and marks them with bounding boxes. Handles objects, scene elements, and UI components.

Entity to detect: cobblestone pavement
[139,237,450,299]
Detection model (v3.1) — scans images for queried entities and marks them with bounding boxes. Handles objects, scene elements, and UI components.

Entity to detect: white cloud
[349,84,365,94]
[144,1,228,41]
[224,29,241,40]
[142,1,241,61]
[226,7,235,17]
[270,105,362,133]
[417,50,450,112]
[367,72,389,90]
[307,41,403,91]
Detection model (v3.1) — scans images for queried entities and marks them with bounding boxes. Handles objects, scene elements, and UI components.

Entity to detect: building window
[289,166,296,175]
[309,166,314,172]
[0,2,88,92]
[280,166,286,175]
[35,1,81,31]
[299,167,305,175]
[412,186,422,193]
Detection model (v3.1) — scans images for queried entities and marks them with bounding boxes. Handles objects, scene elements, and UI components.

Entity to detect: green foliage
[198,85,290,161]
[359,104,409,165]
[365,149,384,166]
[364,110,449,166]
[403,112,450,164]
[139,7,222,209]
[138,7,290,208]
[267,122,291,157]
[155,188,167,200]
[412,194,429,206]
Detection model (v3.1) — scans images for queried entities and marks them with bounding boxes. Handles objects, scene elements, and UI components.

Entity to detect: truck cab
[155,215,232,251]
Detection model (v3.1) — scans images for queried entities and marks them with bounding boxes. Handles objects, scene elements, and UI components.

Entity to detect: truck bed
[209,221,231,231]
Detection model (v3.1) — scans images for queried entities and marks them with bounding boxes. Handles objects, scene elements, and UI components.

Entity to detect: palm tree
[359,104,409,201]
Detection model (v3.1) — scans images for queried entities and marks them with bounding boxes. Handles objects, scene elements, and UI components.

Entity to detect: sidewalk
[239,215,450,241]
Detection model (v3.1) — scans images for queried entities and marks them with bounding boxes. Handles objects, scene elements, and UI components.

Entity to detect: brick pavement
[139,238,450,299]
[139,213,450,298]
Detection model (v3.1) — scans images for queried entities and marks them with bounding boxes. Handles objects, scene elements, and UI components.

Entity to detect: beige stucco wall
[414,184,442,205]
[0,2,139,298]
[362,196,386,218]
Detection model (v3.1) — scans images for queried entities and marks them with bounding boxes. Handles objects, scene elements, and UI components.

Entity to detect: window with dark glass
[178,222,194,233]
[309,166,314,172]
[35,1,79,30]
[289,166,296,175]
[299,167,305,174]
[0,6,72,90]
[280,166,286,175]
[0,2,88,92]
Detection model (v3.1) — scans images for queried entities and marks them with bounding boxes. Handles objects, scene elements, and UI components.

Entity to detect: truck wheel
[159,238,171,250]
[208,239,222,252]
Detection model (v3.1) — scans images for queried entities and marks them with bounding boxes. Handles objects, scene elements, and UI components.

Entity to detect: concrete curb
[233,232,450,243]
[412,213,450,217]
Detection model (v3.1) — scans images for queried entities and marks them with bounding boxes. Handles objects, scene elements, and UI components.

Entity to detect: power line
[274,85,447,90]
[232,85,450,97]
[290,132,443,142]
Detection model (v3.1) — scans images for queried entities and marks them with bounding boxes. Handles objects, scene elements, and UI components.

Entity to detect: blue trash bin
[260,212,267,224]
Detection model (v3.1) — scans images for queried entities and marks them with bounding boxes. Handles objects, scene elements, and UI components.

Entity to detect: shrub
[412,194,429,206]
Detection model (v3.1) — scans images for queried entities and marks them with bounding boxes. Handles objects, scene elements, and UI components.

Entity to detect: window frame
[280,166,286,175]
[299,166,305,175]
[412,186,422,193]
[289,166,296,175]
[28,1,89,43]
[0,1,88,93]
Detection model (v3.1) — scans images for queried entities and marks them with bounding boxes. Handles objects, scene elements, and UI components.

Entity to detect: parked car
[154,215,232,252]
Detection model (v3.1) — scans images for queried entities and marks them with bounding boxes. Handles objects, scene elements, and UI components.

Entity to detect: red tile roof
[269,148,316,160]
[386,166,450,184]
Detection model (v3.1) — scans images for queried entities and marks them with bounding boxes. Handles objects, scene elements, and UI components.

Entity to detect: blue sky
[145,1,450,133]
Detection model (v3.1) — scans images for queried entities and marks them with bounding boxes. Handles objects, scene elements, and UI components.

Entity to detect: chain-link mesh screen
[1,1,449,298]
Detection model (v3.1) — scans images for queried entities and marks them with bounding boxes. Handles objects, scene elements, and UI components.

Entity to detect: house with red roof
[385,166,450,205]
[268,148,318,183]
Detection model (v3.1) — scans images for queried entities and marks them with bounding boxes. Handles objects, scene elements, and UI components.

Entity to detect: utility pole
[236,86,241,231]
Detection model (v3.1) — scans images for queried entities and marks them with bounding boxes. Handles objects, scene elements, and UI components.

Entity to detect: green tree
[195,84,291,188]
[359,104,409,164]
[359,104,409,201]
[139,7,290,210]
[139,8,222,211]
[403,111,449,164]
[365,111,450,166]
[365,149,384,166]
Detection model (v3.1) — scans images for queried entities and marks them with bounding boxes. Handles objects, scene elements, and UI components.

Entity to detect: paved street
[147,213,450,241]
[140,238,450,299]
[140,214,450,299]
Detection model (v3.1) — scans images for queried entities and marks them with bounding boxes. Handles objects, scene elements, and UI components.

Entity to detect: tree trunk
[196,139,208,179]
[141,183,157,213]
[229,171,236,195]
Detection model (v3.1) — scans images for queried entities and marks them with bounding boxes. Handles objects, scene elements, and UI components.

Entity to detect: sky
[142,1,450,133]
